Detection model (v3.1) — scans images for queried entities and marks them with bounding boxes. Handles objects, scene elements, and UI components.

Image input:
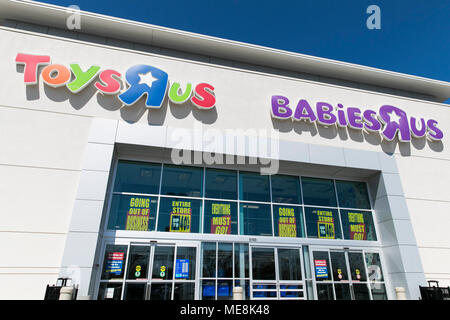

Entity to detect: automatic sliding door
[311,248,374,300]
[148,243,197,300]
[251,246,305,300]
[251,247,277,299]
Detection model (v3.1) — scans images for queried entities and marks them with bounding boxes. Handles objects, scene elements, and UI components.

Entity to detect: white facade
[0,1,449,300]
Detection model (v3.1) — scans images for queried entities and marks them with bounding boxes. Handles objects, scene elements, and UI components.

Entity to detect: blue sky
[40,0,450,100]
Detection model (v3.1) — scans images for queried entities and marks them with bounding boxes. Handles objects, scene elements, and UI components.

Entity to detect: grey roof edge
[2,0,450,102]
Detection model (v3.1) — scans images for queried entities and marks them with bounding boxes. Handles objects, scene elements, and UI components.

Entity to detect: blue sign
[315,259,328,279]
[175,259,189,279]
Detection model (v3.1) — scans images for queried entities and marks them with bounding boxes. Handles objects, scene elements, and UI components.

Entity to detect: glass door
[98,241,199,300]
[310,248,376,300]
[250,246,305,300]
[148,241,199,300]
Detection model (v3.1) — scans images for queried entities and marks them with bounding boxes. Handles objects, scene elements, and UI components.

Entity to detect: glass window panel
[365,252,384,282]
[348,252,367,282]
[280,290,303,298]
[101,245,128,280]
[335,180,371,209]
[316,283,334,300]
[161,165,203,197]
[97,282,123,300]
[273,205,305,238]
[239,171,270,202]
[306,280,314,300]
[124,283,146,300]
[150,283,172,300]
[175,247,196,280]
[126,245,150,280]
[313,251,331,281]
[271,175,301,204]
[277,248,302,280]
[217,280,233,300]
[330,251,348,281]
[302,246,312,279]
[341,210,377,241]
[217,243,233,278]
[370,283,388,300]
[352,283,371,300]
[234,243,249,279]
[304,207,342,239]
[239,203,272,236]
[234,280,250,300]
[251,247,276,280]
[151,246,174,280]
[253,291,277,298]
[173,283,195,300]
[201,242,216,278]
[157,197,201,233]
[107,195,158,231]
[334,283,352,300]
[202,280,216,300]
[302,177,337,207]
[203,200,238,235]
[113,160,161,194]
[205,168,237,200]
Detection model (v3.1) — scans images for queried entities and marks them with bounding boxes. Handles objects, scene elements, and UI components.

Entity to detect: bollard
[233,286,243,300]
[395,287,407,300]
[59,286,74,300]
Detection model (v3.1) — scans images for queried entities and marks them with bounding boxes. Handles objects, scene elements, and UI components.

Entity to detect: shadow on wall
[271,117,444,156]
[20,66,218,126]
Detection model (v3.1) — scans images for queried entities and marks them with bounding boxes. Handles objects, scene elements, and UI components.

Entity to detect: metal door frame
[249,243,306,300]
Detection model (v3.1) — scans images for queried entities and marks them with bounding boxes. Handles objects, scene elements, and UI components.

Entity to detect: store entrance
[123,241,199,300]
[311,248,373,300]
[250,246,305,300]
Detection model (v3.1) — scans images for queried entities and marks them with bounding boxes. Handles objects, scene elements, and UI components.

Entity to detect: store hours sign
[271,95,444,142]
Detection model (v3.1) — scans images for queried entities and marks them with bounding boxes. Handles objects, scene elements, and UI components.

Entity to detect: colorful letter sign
[125,197,151,231]
[210,202,232,234]
[277,207,297,237]
[15,53,216,110]
[271,95,444,142]
[169,201,192,232]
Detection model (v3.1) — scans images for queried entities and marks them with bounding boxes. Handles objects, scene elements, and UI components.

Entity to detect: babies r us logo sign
[15,53,216,110]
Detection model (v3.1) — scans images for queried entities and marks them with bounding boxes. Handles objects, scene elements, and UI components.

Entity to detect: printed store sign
[210,202,231,234]
[169,200,192,232]
[15,53,216,110]
[106,252,124,275]
[347,212,367,240]
[175,259,189,279]
[125,197,151,231]
[277,207,297,237]
[316,209,335,239]
[314,259,328,279]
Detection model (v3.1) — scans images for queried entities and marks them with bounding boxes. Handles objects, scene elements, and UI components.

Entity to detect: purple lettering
[293,99,317,122]
[410,117,426,138]
[378,105,411,142]
[426,119,444,141]
[271,95,292,119]
[347,107,363,129]
[316,102,337,126]
[336,104,347,127]
[363,109,381,132]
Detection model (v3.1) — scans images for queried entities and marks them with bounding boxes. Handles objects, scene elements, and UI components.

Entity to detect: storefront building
[1,1,449,300]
